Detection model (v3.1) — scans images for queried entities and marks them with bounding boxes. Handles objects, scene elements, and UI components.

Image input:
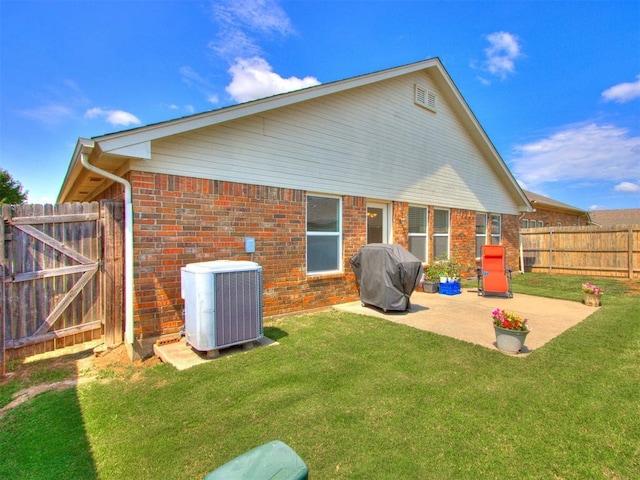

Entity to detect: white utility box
[180,260,263,353]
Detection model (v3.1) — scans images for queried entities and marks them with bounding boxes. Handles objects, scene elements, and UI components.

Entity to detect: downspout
[80,152,135,351]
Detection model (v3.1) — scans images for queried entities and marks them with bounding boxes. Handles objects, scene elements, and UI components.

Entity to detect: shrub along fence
[1,201,124,373]
[520,224,640,279]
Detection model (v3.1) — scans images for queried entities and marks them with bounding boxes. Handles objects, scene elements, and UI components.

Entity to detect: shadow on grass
[264,326,289,342]
[0,349,99,479]
[0,387,98,479]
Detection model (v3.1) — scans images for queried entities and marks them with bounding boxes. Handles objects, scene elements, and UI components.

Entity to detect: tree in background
[0,168,28,205]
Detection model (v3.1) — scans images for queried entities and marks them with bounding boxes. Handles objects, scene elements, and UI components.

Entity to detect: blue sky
[1,0,639,211]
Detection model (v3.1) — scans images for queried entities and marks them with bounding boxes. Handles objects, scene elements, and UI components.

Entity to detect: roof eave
[93,58,446,152]
[61,57,531,212]
[57,138,95,203]
[432,63,532,212]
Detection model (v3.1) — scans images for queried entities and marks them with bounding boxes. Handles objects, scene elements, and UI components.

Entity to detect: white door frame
[366,201,391,244]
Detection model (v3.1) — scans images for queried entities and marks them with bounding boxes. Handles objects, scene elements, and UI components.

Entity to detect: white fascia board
[94,59,443,153]
[435,66,532,212]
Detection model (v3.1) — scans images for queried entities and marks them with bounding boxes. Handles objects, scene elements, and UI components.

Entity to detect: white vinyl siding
[145,71,520,215]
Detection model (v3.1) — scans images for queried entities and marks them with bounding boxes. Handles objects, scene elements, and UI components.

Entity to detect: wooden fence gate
[1,201,124,368]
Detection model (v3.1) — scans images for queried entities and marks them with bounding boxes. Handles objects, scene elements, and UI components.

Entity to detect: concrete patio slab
[154,336,278,370]
[334,288,597,355]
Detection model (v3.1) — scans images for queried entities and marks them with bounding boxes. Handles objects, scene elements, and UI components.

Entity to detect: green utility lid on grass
[204,440,308,480]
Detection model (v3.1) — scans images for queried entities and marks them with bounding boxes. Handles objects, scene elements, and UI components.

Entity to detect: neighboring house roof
[524,190,589,216]
[589,209,640,226]
[58,57,531,213]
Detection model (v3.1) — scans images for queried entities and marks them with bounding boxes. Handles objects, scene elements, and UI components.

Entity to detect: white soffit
[104,141,151,159]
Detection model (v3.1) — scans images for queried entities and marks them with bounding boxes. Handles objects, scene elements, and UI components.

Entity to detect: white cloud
[211,0,294,60]
[17,79,90,124]
[510,123,640,189]
[602,75,640,103]
[476,76,491,86]
[613,181,640,192]
[482,31,522,80]
[85,107,141,126]
[18,104,75,124]
[225,57,320,103]
[202,0,318,105]
[209,29,262,59]
[180,66,212,88]
[218,0,294,35]
[166,103,197,115]
[179,66,219,105]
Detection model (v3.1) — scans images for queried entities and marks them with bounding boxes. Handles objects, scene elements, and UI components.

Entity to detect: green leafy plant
[424,254,461,281]
[423,262,447,281]
[492,308,529,331]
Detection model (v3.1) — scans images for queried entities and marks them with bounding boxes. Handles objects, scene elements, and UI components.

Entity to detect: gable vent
[414,84,437,112]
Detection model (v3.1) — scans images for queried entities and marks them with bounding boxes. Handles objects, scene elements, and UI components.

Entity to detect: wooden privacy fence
[520,224,640,278]
[1,201,124,368]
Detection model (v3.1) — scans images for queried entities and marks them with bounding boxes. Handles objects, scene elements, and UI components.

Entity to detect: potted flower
[422,263,444,293]
[445,260,460,282]
[582,282,604,307]
[492,308,530,355]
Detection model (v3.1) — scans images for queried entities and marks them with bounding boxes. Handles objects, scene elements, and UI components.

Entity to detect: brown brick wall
[96,171,521,339]
[522,209,588,227]
[393,202,409,249]
[427,209,519,276]
[501,214,520,271]
[451,209,476,274]
[128,172,371,339]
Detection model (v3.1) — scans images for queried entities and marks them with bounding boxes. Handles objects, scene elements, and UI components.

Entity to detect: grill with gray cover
[350,244,423,312]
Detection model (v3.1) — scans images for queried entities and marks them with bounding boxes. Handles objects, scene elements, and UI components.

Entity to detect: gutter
[78,140,135,350]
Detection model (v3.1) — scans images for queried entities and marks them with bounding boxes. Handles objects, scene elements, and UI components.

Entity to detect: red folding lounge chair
[477,244,513,298]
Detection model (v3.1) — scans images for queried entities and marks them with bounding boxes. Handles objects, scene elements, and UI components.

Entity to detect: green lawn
[1,274,639,479]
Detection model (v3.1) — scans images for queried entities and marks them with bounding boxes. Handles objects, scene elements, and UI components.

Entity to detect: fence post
[0,207,5,377]
[548,229,553,274]
[629,227,634,279]
[101,200,125,347]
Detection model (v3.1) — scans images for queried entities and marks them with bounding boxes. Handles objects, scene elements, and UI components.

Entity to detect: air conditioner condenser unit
[180,260,263,354]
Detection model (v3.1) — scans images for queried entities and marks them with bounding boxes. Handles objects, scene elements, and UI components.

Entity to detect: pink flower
[491,308,528,331]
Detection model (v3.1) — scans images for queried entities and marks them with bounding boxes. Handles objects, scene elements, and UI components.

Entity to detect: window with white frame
[476,213,487,257]
[490,214,502,244]
[408,206,428,262]
[307,195,342,274]
[433,208,449,259]
[522,219,529,228]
